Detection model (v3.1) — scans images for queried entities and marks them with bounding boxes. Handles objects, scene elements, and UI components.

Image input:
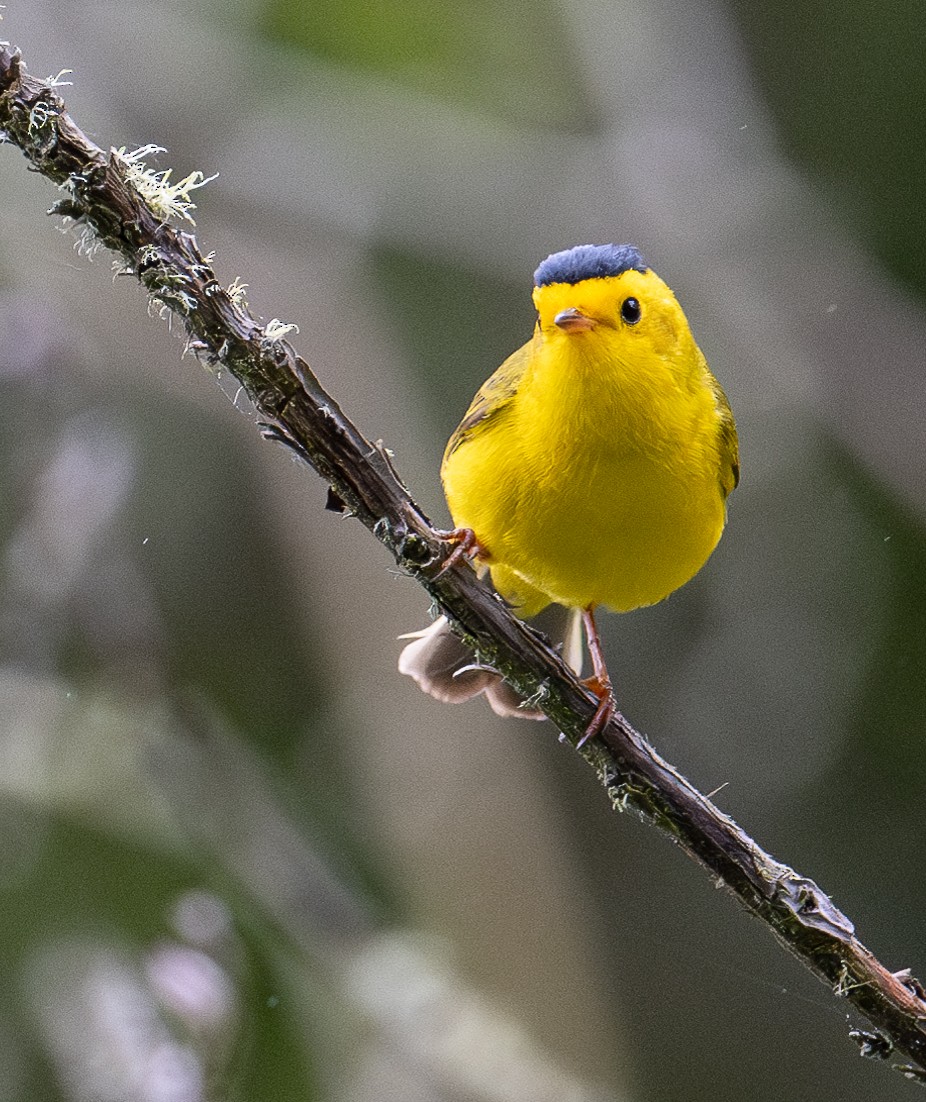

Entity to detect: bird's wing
[442,339,532,463]
[709,373,740,498]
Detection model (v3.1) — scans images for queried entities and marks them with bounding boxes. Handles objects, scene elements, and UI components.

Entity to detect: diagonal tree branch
[3,44,925,1082]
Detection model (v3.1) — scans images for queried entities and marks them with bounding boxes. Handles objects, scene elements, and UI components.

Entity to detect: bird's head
[531,244,693,361]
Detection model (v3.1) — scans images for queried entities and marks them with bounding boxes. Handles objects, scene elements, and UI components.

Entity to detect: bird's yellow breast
[441,267,736,618]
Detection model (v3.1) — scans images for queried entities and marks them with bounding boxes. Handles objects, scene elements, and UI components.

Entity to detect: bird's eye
[621,297,641,325]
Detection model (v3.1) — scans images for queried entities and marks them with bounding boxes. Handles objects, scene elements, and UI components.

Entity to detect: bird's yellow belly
[507,451,724,611]
[444,422,725,616]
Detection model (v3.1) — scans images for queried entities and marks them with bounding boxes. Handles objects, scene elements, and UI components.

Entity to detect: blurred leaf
[817,437,926,798]
[367,244,528,444]
[262,0,597,132]
[731,0,926,295]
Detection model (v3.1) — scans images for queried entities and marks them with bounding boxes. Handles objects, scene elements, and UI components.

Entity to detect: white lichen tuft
[73,223,103,261]
[227,276,249,307]
[28,100,57,131]
[113,145,218,226]
[111,259,134,281]
[147,297,174,328]
[263,319,299,341]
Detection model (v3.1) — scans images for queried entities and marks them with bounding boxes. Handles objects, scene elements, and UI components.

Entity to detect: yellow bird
[400,244,738,740]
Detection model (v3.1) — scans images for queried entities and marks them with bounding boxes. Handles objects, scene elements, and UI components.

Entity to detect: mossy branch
[3,44,925,1081]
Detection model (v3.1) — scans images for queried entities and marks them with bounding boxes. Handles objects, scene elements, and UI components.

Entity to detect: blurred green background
[2,1,926,1099]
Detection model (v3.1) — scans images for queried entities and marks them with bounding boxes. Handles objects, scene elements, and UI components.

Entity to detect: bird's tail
[398,607,584,720]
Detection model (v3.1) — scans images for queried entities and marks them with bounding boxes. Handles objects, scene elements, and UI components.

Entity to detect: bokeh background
[2,1,926,1099]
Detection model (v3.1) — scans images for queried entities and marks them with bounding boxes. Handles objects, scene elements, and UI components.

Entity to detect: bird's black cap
[533,244,648,288]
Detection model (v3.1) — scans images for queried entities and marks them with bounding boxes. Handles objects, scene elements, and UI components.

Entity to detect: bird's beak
[553,307,595,332]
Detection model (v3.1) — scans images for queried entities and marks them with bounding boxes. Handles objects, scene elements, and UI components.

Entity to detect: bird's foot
[434,527,486,578]
[577,675,615,748]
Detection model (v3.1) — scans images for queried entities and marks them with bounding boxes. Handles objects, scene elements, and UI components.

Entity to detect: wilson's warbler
[400,244,738,739]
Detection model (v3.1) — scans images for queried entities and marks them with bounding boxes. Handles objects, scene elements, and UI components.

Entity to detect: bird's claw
[577,675,615,748]
[434,527,483,578]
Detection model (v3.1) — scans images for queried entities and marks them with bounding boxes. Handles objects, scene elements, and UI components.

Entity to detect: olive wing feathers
[708,372,739,498]
[442,341,532,465]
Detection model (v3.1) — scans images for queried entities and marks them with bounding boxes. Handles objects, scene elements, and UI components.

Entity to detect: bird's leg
[577,605,615,747]
[433,527,487,578]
